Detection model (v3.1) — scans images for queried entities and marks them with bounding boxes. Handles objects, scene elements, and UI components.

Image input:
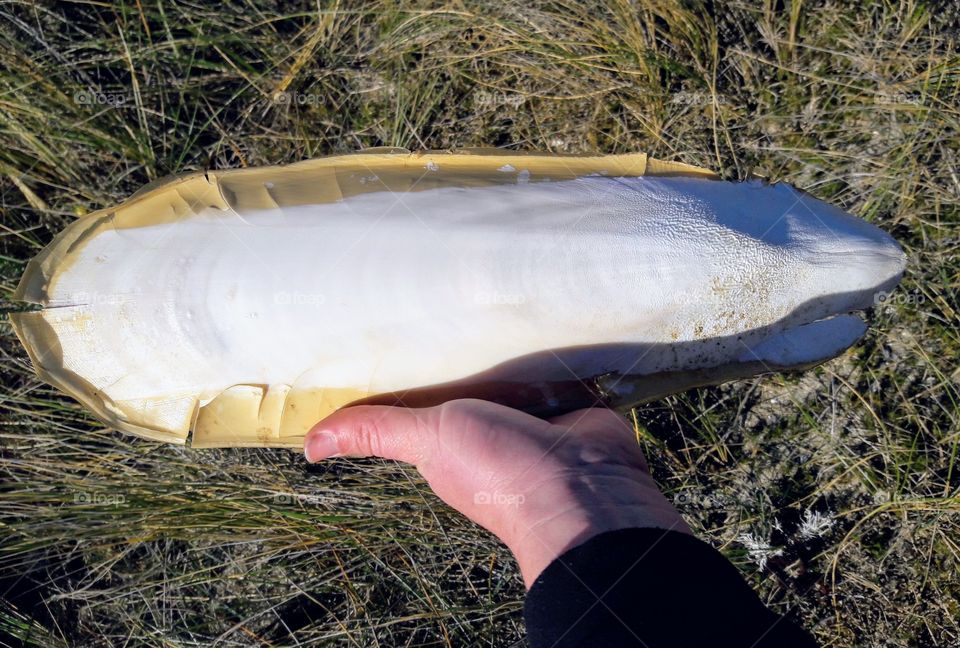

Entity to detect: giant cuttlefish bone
[11,149,906,448]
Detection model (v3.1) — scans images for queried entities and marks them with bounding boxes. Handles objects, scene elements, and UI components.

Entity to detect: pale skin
[304,398,692,588]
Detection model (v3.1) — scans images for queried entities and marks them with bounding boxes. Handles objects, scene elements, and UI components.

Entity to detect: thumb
[303,405,439,465]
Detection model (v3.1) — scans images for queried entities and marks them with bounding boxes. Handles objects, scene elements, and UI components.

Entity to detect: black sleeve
[523,528,817,647]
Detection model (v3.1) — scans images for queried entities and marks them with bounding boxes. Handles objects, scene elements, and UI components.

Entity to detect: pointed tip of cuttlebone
[735,314,868,368]
[600,314,869,409]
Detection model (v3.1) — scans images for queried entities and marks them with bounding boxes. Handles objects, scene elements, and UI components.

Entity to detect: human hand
[304,398,692,588]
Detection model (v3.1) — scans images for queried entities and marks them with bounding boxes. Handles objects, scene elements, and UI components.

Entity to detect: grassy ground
[0,0,957,645]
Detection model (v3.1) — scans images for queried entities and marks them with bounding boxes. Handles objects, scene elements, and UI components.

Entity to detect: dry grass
[1,1,958,645]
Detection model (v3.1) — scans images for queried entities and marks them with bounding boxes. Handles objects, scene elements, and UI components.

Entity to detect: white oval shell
[12,150,905,447]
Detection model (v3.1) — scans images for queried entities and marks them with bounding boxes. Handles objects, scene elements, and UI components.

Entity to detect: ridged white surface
[45,176,906,406]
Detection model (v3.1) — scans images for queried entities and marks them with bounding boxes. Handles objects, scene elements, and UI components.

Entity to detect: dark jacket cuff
[523,527,818,647]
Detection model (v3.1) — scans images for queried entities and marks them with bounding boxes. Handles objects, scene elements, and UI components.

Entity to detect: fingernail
[304,430,340,462]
